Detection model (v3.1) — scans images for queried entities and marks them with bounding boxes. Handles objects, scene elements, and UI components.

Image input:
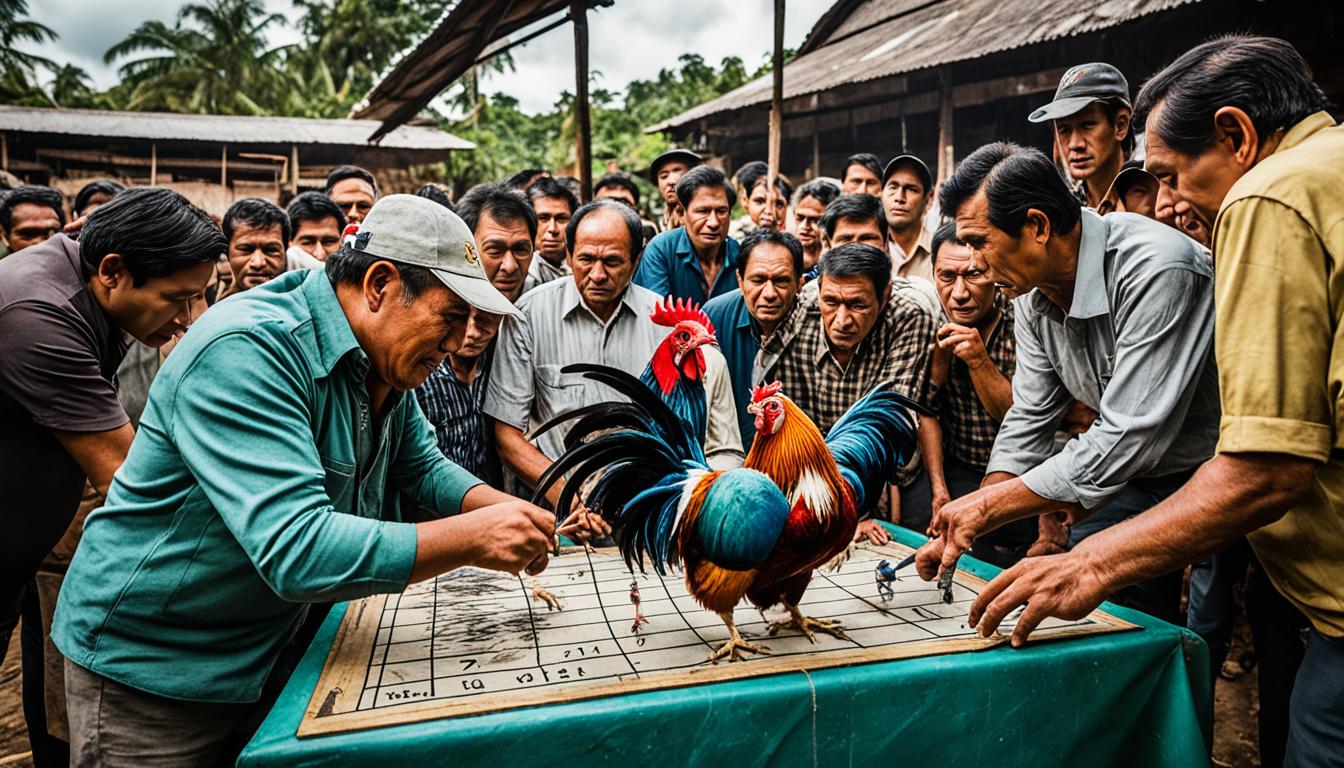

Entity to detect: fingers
[938,535,966,580]
[968,562,1019,628]
[972,575,1033,637]
[1011,601,1049,648]
[524,552,549,576]
[914,538,944,581]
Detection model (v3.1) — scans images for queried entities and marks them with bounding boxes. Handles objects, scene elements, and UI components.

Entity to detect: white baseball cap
[349,194,521,319]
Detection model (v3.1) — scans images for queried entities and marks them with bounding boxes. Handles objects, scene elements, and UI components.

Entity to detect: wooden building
[647,0,1344,186]
[0,106,474,215]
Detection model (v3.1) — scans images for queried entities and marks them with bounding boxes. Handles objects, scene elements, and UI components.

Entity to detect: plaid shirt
[935,294,1016,469]
[773,281,935,435]
[415,348,501,488]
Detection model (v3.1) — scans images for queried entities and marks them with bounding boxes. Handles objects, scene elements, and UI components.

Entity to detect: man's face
[293,216,342,260]
[78,193,115,217]
[455,307,503,360]
[738,242,799,328]
[842,165,881,197]
[684,186,730,255]
[1053,102,1130,183]
[533,195,573,264]
[746,181,786,230]
[818,273,887,358]
[368,275,472,391]
[881,169,929,233]
[102,259,216,347]
[934,242,997,327]
[1144,106,1245,235]
[656,161,690,206]
[569,209,636,317]
[595,185,637,209]
[792,196,826,253]
[828,217,886,250]
[4,203,62,252]
[474,211,534,302]
[329,177,376,224]
[227,222,286,291]
[954,189,1047,297]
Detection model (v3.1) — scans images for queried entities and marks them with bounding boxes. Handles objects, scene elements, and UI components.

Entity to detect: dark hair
[734,161,768,192]
[940,142,1081,237]
[286,191,346,235]
[324,243,440,305]
[794,179,841,208]
[747,174,794,203]
[223,197,291,249]
[819,193,888,242]
[594,172,640,206]
[565,198,643,264]
[415,184,454,211]
[738,228,803,280]
[675,165,737,209]
[930,220,961,264]
[1094,98,1136,155]
[526,176,579,215]
[78,187,225,286]
[1134,34,1326,156]
[504,169,548,190]
[818,243,890,298]
[842,153,882,181]
[325,165,379,197]
[0,185,66,232]
[455,182,538,241]
[73,180,125,217]
[555,176,583,200]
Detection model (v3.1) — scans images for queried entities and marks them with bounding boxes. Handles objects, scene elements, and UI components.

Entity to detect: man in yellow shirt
[922,35,1344,764]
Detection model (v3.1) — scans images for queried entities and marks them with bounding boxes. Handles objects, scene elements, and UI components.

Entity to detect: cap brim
[432,270,522,319]
[1028,96,1103,123]
[1102,166,1158,202]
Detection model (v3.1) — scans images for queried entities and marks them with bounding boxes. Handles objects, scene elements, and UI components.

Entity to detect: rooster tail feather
[825,388,922,515]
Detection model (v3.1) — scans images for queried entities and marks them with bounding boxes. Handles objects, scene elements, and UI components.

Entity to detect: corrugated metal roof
[648,0,1200,133]
[0,105,474,150]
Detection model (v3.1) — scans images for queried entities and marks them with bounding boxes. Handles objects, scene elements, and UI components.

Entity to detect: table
[238,525,1211,767]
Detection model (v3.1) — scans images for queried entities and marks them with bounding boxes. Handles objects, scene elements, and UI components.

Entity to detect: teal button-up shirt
[634,226,740,305]
[53,270,482,703]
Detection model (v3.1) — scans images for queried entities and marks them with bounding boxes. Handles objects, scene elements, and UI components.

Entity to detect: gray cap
[1028,63,1130,123]
[882,154,933,190]
[351,194,521,319]
[649,148,703,181]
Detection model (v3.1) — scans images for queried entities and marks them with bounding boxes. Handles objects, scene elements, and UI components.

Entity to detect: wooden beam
[936,67,954,189]
[290,144,300,196]
[221,144,228,186]
[571,0,592,202]
[150,143,157,185]
[34,148,283,175]
[1,133,7,171]
[765,0,784,207]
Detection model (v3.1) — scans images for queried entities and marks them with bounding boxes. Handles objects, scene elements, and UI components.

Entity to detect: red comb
[650,296,715,335]
[751,381,783,403]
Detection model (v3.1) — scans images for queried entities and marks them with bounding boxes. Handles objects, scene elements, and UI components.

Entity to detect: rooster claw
[708,636,773,663]
[767,607,851,644]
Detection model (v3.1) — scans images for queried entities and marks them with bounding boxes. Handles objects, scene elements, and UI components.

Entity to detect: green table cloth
[238,525,1211,767]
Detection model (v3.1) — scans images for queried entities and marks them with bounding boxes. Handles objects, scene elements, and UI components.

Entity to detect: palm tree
[0,0,56,82]
[104,0,292,115]
[49,63,95,108]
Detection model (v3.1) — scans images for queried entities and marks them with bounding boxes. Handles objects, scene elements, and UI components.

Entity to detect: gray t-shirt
[0,233,128,592]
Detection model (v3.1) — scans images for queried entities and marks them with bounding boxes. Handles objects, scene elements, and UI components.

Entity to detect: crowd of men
[0,32,1340,768]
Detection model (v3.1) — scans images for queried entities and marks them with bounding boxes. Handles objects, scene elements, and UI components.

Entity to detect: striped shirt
[935,294,1016,469]
[415,349,500,488]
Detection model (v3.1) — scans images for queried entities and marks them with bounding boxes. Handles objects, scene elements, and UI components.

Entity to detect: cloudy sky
[27,0,834,114]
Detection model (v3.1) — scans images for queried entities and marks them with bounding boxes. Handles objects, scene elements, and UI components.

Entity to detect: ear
[362,260,399,312]
[1212,106,1260,170]
[1023,209,1052,244]
[1113,107,1132,142]
[880,281,892,307]
[96,253,128,289]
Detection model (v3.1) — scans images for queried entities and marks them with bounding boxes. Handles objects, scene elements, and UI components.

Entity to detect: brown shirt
[0,233,128,592]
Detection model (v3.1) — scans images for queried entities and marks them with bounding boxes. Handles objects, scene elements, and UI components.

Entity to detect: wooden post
[289,144,300,196]
[1,133,8,171]
[936,67,954,189]
[765,0,784,204]
[150,143,158,185]
[571,0,592,202]
[811,118,820,180]
[220,144,228,187]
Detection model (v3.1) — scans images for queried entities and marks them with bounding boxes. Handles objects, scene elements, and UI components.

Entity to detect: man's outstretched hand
[968,549,1112,647]
[915,491,987,581]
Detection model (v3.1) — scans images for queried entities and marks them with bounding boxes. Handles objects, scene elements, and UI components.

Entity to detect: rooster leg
[767,603,851,644]
[707,612,772,664]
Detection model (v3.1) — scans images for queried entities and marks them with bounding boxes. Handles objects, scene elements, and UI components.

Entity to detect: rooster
[532,369,919,662]
[641,297,717,444]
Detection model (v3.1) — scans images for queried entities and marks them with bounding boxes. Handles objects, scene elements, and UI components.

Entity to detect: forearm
[967,363,1013,422]
[494,421,559,503]
[1075,452,1314,591]
[970,476,1084,534]
[410,514,485,583]
[917,415,948,498]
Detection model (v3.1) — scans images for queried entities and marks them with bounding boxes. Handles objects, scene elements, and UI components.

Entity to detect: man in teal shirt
[54,195,556,767]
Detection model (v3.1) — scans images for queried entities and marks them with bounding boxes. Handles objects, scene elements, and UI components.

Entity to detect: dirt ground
[1,617,1270,768]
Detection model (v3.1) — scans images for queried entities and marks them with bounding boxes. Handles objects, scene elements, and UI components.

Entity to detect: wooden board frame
[297,543,1134,737]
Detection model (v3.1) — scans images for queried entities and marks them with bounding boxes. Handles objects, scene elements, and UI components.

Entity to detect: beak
[746,401,761,416]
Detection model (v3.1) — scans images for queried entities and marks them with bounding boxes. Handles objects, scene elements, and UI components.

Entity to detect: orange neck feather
[744,397,846,513]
